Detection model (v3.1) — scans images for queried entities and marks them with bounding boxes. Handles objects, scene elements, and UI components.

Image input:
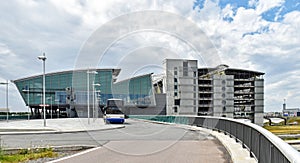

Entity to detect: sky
[0,0,299,112]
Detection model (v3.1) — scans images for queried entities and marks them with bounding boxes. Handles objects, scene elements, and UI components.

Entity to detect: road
[0,119,231,162]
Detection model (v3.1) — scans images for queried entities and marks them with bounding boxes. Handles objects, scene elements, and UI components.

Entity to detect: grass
[264,125,300,134]
[0,147,58,163]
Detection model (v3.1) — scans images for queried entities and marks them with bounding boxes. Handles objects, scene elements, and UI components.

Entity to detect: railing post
[241,125,245,148]
[224,120,227,135]
[250,128,254,158]
[235,123,238,142]
[270,144,273,163]
[229,122,232,138]
[258,133,261,162]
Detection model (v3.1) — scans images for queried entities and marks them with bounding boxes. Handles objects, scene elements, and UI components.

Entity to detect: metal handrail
[195,116,300,163]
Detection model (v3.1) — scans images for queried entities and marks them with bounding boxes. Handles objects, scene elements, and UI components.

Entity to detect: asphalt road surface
[0,119,231,162]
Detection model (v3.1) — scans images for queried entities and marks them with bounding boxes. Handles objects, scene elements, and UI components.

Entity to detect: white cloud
[0,43,27,79]
[248,0,259,8]
[255,0,285,15]
[188,0,300,112]
[0,0,299,112]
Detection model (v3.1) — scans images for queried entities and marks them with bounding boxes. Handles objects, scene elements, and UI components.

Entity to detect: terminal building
[13,68,157,119]
[13,59,264,125]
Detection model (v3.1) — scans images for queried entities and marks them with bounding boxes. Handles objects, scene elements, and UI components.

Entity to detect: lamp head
[38,55,47,61]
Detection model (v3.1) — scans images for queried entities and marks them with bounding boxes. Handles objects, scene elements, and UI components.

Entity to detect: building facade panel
[164,59,198,115]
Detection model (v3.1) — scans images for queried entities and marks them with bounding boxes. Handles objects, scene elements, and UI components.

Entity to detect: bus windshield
[105,107,123,114]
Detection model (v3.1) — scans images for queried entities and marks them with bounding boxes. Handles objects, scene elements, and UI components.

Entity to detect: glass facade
[112,74,154,106]
[14,69,115,106]
[13,69,154,108]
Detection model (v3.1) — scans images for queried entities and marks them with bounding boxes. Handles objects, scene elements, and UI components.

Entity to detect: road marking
[48,146,102,163]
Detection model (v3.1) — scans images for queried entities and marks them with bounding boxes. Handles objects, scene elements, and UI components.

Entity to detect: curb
[2,145,97,155]
[0,125,125,135]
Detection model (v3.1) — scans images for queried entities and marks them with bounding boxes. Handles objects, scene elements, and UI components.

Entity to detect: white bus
[103,99,125,124]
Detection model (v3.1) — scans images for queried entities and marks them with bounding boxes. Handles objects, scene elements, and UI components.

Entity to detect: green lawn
[0,148,58,163]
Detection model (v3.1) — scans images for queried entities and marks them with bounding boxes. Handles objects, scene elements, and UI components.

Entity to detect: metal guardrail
[130,115,300,163]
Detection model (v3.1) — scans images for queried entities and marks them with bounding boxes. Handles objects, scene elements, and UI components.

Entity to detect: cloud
[0,0,299,112]
[191,0,300,112]
[0,43,27,79]
[255,0,285,14]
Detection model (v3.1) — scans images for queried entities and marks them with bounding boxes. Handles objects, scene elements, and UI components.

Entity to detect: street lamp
[22,88,30,120]
[93,82,101,120]
[95,90,101,121]
[38,53,47,127]
[87,69,97,124]
[0,80,9,122]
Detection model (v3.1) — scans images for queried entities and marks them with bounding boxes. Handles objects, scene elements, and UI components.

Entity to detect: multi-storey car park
[12,59,264,125]
[197,64,264,125]
[155,59,264,125]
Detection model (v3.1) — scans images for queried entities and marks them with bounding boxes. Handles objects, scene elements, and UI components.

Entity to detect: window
[174,92,178,96]
[174,85,178,90]
[222,93,226,98]
[174,99,180,105]
[174,78,177,82]
[183,61,188,67]
[183,61,188,76]
[174,67,178,76]
[222,80,226,85]
[173,106,178,113]
[222,100,226,105]
[222,87,226,91]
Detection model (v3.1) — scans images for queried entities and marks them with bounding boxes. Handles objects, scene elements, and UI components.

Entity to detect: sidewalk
[189,126,257,163]
[0,118,125,135]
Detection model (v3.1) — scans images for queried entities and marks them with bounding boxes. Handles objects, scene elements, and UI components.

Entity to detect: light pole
[97,93,102,118]
[93,82,101,120]
[38,53,47,127]
[87,70,97,124]
[22,88,30,120]
[0,80,9,122]
[47,96,53,119]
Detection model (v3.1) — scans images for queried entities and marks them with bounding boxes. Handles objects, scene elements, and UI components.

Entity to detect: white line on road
[48,146,102,163]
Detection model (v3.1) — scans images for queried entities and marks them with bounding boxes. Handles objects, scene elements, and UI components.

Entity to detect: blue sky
[0,0,299,112]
